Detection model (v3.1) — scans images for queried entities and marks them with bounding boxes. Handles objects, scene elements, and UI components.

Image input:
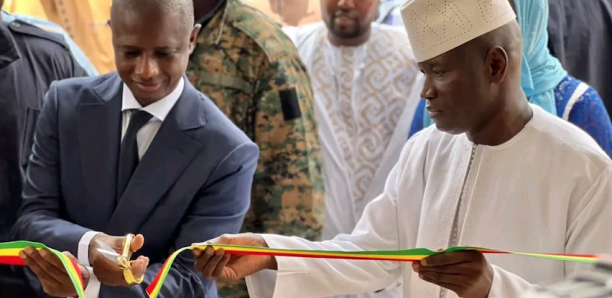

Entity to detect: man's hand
[20,247,90,297]
[89,233,149,286]
[193,233,276,282]
[413,250,494,298]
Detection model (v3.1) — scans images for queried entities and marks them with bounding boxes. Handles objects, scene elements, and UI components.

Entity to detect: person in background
[548,0,612,114]
[409,0,612,158]
[188,0,325,297]
[283,0,420,297]
[13,0,257,297]
[379,0,612,113]
[2,0,115,74]
[0,10,98,76]
[0,0,88,295]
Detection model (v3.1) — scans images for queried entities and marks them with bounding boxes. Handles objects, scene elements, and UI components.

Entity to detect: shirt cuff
[69,267,101,298]
[84,266,101,298]
[78,231,100,267]
[245,269,277,298]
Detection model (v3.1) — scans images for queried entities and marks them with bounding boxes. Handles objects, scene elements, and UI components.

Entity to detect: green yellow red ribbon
[0,240,598,298]
[145,244,599,298]
[0,241,85,298]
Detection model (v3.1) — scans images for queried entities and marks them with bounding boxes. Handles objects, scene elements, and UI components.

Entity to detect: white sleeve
[245,150,409,298]
[281,26,298,43]
[77,231,100,266]
[564,165,612,275]
[77,231,101,298]
[488,165,612,297]
[487,265,536,298]
[69,268,101,298]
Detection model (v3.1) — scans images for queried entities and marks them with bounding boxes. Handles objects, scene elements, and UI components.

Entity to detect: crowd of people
[0,0,611,298]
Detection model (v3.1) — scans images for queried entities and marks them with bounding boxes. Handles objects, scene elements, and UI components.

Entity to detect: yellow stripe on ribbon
[0,240,597,298]
[0,241,85,298]
[145,244,599,298]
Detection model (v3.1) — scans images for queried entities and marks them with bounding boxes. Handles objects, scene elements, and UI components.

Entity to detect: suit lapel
[78,74,123,228]
[106,80,206,235]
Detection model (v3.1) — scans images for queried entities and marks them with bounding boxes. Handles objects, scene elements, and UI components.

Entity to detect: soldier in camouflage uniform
[187,0,325,297]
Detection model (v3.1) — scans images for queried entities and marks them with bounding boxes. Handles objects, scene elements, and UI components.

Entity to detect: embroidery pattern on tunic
[310,26,412,203]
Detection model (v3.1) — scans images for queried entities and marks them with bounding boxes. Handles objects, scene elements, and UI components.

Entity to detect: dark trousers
[0,265,38,298]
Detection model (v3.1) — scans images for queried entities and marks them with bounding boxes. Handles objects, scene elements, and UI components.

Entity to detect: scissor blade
[95,240,120,264]
[95,239,115,252]
[96,248,120,263]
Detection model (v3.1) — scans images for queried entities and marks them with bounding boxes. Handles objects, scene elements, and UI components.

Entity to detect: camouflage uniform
[186,1,325,297]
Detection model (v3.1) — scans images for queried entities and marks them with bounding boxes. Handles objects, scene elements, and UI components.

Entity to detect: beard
[328,15,363,39]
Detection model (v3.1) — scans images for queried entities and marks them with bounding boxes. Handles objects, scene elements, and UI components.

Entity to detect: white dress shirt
[76,78,184,298]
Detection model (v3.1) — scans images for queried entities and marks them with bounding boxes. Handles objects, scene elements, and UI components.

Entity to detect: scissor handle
[117,233,135,268]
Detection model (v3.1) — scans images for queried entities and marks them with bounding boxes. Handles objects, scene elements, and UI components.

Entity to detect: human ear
[188,24,202,54]
[485,46,508,84]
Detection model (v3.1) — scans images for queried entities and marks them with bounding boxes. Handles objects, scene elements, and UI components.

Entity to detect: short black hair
[110,0,194,29]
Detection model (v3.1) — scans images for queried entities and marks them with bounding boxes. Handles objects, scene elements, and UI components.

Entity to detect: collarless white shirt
[75,77,185,298]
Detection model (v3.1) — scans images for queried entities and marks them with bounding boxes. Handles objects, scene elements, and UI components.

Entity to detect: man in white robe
[282,0,421,270]
[192,0,612,298]
[282,3,421,295]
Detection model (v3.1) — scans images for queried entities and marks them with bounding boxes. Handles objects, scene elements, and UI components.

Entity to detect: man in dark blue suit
[13,0,258,297]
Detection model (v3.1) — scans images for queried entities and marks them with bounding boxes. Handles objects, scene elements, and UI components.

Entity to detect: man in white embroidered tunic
[192,0,612,298]
[282,0,420,250]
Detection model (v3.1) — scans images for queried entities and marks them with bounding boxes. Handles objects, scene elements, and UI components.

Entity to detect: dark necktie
[116,110,153,201]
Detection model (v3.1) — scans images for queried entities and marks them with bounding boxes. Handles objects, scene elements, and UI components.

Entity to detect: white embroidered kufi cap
[400,0,516,62]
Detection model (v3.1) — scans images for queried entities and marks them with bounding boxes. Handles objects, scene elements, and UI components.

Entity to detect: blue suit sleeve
[13,82,93,254]
[105,142,259,298]
[408,100,426,139]
[568,89,612,158]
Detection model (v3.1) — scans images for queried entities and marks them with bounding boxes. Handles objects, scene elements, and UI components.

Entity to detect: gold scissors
[95,233,143,285]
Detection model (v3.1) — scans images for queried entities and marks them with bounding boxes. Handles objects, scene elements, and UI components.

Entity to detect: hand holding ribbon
[0,238,600,298]
[0,241,86,297]
[21,247,89,297]
[413,249,493,298]
[193,233,274,283]
[144,233,599,298]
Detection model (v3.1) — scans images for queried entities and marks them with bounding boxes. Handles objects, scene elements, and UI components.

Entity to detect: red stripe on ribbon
[0,256,26,265]
[145,257,171,294]
[218,249,427,261]
[69,258,83,285]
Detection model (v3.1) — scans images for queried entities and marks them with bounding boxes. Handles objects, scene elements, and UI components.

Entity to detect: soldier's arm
[251,54,325,241]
